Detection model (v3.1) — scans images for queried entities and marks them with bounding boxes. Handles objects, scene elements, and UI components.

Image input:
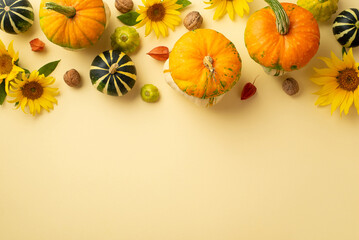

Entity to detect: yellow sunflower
[0,39,24,92]
[311,48,359,116]
[8,71,59,116]
[205,0,253,20]
[136,0,182,38]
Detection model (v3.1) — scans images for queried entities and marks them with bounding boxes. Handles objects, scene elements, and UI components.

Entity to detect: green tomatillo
[110,26,140,54]
[141,84,160,103]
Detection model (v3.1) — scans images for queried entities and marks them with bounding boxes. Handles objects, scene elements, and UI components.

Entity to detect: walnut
[282,77,299,96]
[183,11,203,31]
[64,69,81,88]
[115,0,133,14]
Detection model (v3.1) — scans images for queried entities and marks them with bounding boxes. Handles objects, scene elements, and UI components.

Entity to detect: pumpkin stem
[45,2,76,18]
[109,63,119,75]
[203,56,214,73]
[265,0,290,35]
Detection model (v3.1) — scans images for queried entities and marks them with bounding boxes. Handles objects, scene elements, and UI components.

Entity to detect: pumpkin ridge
[73,17,104,45]
[42,17,66,41]
[74,13,105,27]
[72,19,94,46]
[52,20,70,47]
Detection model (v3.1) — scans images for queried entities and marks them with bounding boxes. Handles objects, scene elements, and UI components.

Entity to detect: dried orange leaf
[147,46,169,61]
[30,38,45,52]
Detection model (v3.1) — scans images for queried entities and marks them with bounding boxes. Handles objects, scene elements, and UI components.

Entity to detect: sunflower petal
[331,89,347,115]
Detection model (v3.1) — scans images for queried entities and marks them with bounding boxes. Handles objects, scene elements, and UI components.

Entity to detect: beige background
[1,0,359,239]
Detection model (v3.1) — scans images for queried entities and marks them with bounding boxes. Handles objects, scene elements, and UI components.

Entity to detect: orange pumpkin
[164,29,242,106]
[244,0,320,76]
[39,0,110,50]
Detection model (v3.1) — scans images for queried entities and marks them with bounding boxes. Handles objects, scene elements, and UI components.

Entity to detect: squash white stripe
[0,12,5,31]
[333,22,355,28]
[335,26,355,39]
[92,73,109,89]
[98,54,110,68]
[11,6,33,12]
[117,71,136,80]
[119,61,135,67]
[116,75,132,92]
[9,0,22,7]
[346,29,358,47]
[7,12,20,33]
[10,10,33,24]
[103,76,111,95]
[115,52,126,64]
[346,9,358,21]
[338,15,354,22]
[90,66,108,71]
[113,76,123,96]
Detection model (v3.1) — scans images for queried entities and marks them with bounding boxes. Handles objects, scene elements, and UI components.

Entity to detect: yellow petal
[313,67,338,77]
[330,51,346,70]
[311,76,336,86]
[331,89,347,115]
[28,99,35,115]
[344,91,354,115]
[145,20,152,36]
[7,41,15,57]
[315,91,336,106]
[353,88,359,114]
[343,48,355,69]
[21,97,28,113]
[213,0,227,20]
[314,81,339,95]
[152,22,160,38]
[227,1,235,20]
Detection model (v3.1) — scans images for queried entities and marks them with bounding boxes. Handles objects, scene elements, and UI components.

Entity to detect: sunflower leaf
[38,60,61,77]
[22,68,30,75]
[176,0,191,10]
[0,81,6,105]
[117,12,141,26]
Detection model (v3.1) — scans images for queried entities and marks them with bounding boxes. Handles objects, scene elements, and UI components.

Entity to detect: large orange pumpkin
[39,0,110,49]
[244,0,320,76]
[164,29,242,106]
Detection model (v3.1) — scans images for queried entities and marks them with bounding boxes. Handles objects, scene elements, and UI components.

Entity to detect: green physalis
[141,84,160,103]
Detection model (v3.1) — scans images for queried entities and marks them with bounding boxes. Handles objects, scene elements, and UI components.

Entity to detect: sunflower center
[22,82,44,100]
[0,54,13,75]
[337,68,359,91]
[147,3,166,22]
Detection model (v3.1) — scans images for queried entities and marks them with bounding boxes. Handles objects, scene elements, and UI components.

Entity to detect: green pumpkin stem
[45,2,76,18]
[265,0,290,35]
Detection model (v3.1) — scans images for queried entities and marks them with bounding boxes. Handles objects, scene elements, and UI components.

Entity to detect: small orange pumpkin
[244,0,320,76]
[164,29,242,106]
[39,0,110,50]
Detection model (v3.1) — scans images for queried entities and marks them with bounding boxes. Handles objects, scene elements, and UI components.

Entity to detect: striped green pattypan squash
[297,0,338,22]
[0,0,34,34]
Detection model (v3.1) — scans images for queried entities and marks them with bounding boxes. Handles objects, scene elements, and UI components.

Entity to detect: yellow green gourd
[297,0,338,22]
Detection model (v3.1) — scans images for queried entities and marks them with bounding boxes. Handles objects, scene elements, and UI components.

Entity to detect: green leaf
[14,102,19,107]
[117,12,141,26]
[23,68,30,75]
[0,81,6,105]
[38,60,61,77]
[176,0,191,10]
